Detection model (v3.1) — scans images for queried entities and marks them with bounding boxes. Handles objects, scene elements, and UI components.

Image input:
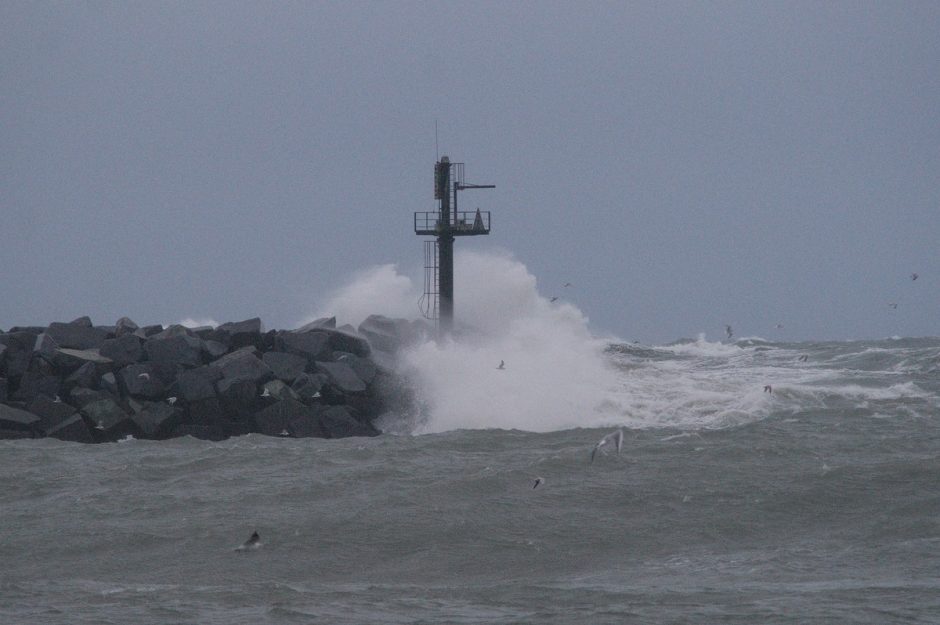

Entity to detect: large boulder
[98,334,142,367]
[333,353,377,385]
[13,370,61,403]
[0,332,35,378]
[131,402,183,439]
[0,403,42,435]
[27,395,78,432]
[319,405,378,438]
[53,348,113,373]
[119,364,166,399]
[177,365,222,402]
[291,372,327,402]
[114,317,139,337]
[357,315,418,354]
[45,321,110,350]
[214,317,264,350]
[144,333,203,368]
[275,331,331,364]
[315,361,367,394]
[262,351,307,383]
[0,377,7,403]
[82,398,141,440]
[46,414,95,443]
[253,398,315,437]
[33,332,60,363]
[213,347,273,385]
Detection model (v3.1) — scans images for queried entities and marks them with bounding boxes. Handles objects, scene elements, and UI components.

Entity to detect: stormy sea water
[3,256,939,624]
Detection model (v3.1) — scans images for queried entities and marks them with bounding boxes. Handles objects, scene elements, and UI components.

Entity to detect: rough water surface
[2,337,939,624]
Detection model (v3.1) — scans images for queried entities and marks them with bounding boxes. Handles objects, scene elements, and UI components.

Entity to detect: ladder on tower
[420,239,439,321]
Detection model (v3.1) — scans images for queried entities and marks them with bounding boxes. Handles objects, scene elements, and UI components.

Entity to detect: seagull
[235,530,262,552]
[53,395,62,403]
[764,385,773,394]
[591,429,624,463]
[550,296,558,303]
[95,421,105,431]
[774,323,784,329]
[167,396,178,405]
[497,360,505,370]
[532,477,544,489]
[798,355,809,362]
[911,273,919,281]
[261,387,271,398]
[312,390,321,399]
[278,429,290,437]
[725,325,733,340]
[137,372,150,380]
[889,302,898,309]
[563,282,572,288]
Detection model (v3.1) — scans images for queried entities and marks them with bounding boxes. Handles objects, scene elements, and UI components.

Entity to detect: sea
[2,334,939,624]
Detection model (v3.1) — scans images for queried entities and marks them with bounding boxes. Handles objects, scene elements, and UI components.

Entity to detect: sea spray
[307,250,623,433]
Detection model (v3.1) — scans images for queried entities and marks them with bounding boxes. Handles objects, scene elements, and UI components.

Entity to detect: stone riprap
[0,315,427,443]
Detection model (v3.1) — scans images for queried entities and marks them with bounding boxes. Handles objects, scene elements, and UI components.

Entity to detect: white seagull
[591,429,624,463]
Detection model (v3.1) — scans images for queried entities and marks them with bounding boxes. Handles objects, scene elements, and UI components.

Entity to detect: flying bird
[550,296,559,303]
[911,273,919,281]
[533,477,543,489]
[725,325,733,340]
[798,355,809,362]
[563,282,572,288]
[764,385,773,394]
[888,302,898,309]
[497,360,505,370]
[591,429,624,463]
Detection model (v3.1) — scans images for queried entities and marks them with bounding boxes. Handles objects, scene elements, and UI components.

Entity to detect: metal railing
[414,210,491,235]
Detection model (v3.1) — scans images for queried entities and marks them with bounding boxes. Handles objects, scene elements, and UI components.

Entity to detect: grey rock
[262,351,307,383]
[322,328,371,357]
[294,317,336,331]
[291,372,327,401]
[0,403,41,433]
[213,347,273,385]
[253,398,315,437]
[46,321,109,350]
[262,379,299,402]
[177,365,222,402]
[333,352,377,385]
[144,334,203,368]
[82,398,141,440]
[65,362,97,390]
[202,340,228,360]
[119,364,165,399]
[319,405,378,438]
[69,387,112,409]
[99,334,142,367]
[46,414,95,443]
[100,372,120,396]
[275,331,331,363]
[70,316,93,327]
[315,361,367,393]
[0,377,7,403]
[54,348,113,372]
[287,409,325,438]
[134,324,164,339]
[27,395,77,432]
[131,402,183,439]
[33,332,60,362]
[356,314,418,354]
[0,333,33,378]
[215,317,264,350]
[114,317,139,337]
[13,371,61,403]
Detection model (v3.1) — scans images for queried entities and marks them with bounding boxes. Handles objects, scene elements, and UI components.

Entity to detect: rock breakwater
[0,315,425,443]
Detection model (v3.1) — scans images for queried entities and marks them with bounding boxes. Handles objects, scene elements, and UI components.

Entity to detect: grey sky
[2,1,937,343]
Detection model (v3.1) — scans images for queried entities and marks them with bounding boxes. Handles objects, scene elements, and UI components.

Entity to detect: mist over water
[305,251,940,435]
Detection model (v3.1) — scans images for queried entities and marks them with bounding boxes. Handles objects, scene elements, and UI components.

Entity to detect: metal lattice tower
[414,156,494,335]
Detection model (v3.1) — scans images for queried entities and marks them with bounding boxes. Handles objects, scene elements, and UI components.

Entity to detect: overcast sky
[2,1,937,343]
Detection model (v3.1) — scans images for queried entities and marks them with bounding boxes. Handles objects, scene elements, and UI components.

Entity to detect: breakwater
[0,315,424,443]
